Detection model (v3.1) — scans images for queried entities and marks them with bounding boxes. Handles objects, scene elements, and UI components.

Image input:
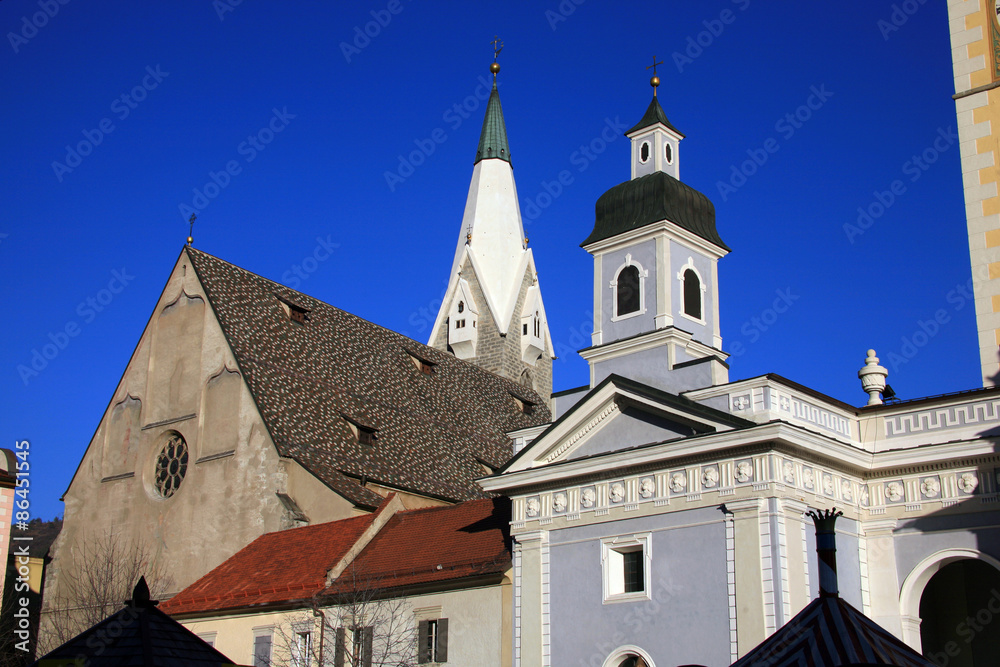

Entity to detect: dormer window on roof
[510,392,536,416]
[277,296,310,325]
[406,349,437,375]
[343,416,378,446]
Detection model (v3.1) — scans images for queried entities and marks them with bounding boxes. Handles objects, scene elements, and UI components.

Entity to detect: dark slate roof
[730,595,936,667]
[475,82,511,164]
[185,248,550,508]
[33,579,243,666]
[162,498,509,617]
[625,95,684,137]
[581,170,728,250]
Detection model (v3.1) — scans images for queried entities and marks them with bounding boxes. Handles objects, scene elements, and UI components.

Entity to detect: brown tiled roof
[185,248,550,508]
[161,498,509,617]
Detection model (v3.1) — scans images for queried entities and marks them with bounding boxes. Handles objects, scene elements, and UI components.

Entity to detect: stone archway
[899,549,1000,665]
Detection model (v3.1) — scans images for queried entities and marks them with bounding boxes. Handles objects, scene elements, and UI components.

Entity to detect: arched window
[617,266,640,316]
[683,268,701,320]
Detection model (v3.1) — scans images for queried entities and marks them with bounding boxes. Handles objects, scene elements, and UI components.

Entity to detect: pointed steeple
[475,83,511,164]
[428,40,554,402]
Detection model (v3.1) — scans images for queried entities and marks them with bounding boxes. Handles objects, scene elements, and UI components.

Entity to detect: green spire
[475,82,511,165]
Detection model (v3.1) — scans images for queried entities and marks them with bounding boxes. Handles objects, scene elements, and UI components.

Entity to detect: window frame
[676,257,707,326]
[609,254,648,322]
[418,617,449,664]
[601,533,652,604]
[252,625,274,667]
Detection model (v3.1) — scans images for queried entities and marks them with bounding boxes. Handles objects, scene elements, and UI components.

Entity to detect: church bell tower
[429,43,554,402]
[579,62,730,395]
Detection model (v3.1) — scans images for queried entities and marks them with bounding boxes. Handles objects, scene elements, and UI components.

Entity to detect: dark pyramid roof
[730,595,936,667]
[626,95,684,137]
[32,580,242,666]
[184,247,550,508]
[475,82,511,164]
[581,170,728,250]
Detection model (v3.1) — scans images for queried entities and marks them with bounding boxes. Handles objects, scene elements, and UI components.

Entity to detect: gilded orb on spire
[647,55,664,96]
[490,35,503,79]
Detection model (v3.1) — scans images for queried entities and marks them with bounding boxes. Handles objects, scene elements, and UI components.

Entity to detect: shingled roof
[161,497,510,617]
[185,247,551,509]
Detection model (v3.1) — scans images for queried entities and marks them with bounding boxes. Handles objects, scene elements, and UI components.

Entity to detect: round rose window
[154,433,189,498]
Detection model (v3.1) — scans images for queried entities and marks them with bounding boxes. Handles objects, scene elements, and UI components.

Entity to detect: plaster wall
[893,517,1000,586]
[668,240,716,349]
[593,345,712,395]
[600,239,657,344]
[546,508,731,667]
[568,408,690,462]
[552,387,588,419]
[182,583,508,667]
[42,252,359,638]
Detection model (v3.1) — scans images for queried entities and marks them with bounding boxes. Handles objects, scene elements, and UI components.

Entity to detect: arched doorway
[602,645,656,667]
[918,559,1000,667]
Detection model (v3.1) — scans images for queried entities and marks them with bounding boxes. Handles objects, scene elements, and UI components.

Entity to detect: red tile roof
[160,512,376,615]
[329,497,510,595]
[161,498,510,617]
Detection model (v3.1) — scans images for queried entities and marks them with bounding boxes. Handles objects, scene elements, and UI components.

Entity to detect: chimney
[807,508,843,597]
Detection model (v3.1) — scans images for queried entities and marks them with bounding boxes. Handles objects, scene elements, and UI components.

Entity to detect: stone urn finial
[858,349,888,406]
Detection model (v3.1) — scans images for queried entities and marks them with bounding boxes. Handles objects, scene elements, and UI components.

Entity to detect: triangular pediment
[503,375,750,474]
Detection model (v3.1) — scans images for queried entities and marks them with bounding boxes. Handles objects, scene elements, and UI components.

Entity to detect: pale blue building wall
[547,507,732,667]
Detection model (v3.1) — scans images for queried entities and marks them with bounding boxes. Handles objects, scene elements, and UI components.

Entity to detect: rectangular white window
[601,533,652,603]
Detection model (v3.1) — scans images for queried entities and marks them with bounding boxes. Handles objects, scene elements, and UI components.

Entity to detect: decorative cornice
[582,217,728,259]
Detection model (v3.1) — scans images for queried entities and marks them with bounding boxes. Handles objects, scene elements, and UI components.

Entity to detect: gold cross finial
[647,56,663,96]
[187,213,196,246]
[490,36,503,80]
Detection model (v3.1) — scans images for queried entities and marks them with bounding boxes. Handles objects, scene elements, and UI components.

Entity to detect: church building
[482,73,1000,667]
[39,57,552,650]
[40,40,1000,667]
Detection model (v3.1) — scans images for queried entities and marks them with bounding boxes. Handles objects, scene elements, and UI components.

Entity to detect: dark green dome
[581,171,728,250]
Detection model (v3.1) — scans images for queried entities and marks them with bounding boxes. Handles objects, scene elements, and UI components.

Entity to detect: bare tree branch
[36,530,172,656]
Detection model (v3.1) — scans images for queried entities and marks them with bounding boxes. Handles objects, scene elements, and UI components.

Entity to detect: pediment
[504,375,747,473]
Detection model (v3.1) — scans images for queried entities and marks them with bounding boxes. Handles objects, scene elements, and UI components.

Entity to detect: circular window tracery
[154,433,188,498]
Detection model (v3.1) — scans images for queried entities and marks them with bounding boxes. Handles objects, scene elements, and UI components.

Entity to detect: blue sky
[1,1,975,520]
